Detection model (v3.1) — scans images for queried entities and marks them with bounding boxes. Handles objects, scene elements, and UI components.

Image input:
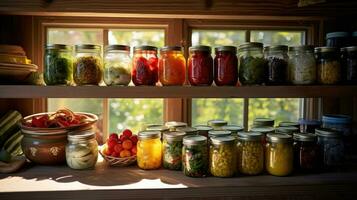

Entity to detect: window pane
[192,30,246,47]
[250,30,305,46]
[47,28,103,45]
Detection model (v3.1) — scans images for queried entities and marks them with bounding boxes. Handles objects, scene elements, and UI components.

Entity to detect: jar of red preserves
[132,46,158,86]
[159,46,186,86]
[293,133,320,172]
[214,46,238,86]
[188,45,213,86]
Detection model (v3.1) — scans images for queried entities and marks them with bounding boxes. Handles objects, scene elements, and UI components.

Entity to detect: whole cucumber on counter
[0,110,22,149]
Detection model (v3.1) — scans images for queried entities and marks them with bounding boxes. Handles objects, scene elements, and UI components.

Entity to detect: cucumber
[0,110,22,149]
[4,130,23,153]
[0,110,20,129]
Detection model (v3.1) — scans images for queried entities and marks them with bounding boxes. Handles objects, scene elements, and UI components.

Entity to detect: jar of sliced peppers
[182,135,208,177]
[159,46,186,86]
[132,46,158,86]
[188,45,213,86]
[162,131,186,170]
[214,46,238,86]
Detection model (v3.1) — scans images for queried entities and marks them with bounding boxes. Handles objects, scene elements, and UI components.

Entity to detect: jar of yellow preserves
[209,136,237,177]
[237,132,264,175]
[265,133,293,176]
[137,131,162,170]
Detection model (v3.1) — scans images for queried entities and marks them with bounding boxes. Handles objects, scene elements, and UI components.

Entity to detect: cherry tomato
[122,129,132,137]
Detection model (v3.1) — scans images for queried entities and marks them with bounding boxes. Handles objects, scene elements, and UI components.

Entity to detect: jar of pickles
[222,125,244,135]
[238,42,267,85]
[315,47,341,85]
[176,127,198,136]
[165,121,187,131]
[293,133,320,172]
[188,45,213,86]
[341,46,357,84]
[214,46,238,86]
[132,46,158,86]
[137,131,162,170]
[74,44,103,85]
[288,45,316,85]
[194,125,213,138]
[265,133,293,176]
[208,130,232,138]
[316,128,344,169]
[263,45,289,85]
[66,129,98,170]
[209,136,237,177]
[162,131,186,170]
[44,44,73,85]
[159,46,186,86]
[237,132,264,175]
[207,119,228,130]
[103,45,131,86]
[182,135,208,177]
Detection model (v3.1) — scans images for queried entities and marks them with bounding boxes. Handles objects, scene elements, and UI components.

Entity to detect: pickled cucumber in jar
[209,136,237,177]
[237,132,264,175]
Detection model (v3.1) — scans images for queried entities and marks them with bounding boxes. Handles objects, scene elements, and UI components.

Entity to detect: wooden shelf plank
[0,85,357,98]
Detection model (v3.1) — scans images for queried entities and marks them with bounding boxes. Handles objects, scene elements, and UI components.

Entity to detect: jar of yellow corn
[237,132,264,175]
[209,136,237,177]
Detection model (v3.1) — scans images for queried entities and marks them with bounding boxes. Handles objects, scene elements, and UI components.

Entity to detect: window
[250,30,305,46]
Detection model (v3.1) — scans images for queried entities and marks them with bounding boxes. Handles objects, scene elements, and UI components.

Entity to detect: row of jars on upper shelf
[44,43,357,86]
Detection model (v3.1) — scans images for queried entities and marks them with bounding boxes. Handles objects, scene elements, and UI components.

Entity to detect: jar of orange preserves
[159,46,186,86]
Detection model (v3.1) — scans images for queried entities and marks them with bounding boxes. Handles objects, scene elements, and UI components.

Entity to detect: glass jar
[165,121,187,131]
[137,131,162,170]
[288,45,316,85]
[208,130,232,138]
[237,132,264,175]
[293,133,320,172]
[146,125,170,140]
[341,46,357,84]
[159,46,186,86]
[207,119,228,130]
[298,118,321,133]
[65,129,98,170]
[275,126,299,136]
[194,125,213,138]
[316,128,344,169]
[176,127,198,136]
[265,133,293,176]
[238,42,267,85]
[322,114,352,137]
[315,47,341,84]
[214,46,238,86]
[132,46,158,86]
[279,121,300,128]
[103,45,131,86]
[222,125,244,135]
[209,136,237,177]
[326,32,350,48]
[44,44,73,85]
[252,117,274,128]
[250,126,275,144]
[263,45,289,85]
[188,45,213,86]
[162,131,186,170]
[182,135,208,177]
[73,44,103,85]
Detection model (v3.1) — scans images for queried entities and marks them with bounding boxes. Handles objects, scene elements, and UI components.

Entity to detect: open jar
[159,46,186,86]
[237,132,264,175]
[263,45,289,85]
[288,45,316,85]
[315,47,341,85]
[214,46,238,86]
[132,46,158,86]
[103,45,131,86]
[209,136,237,177]
[188,45,213,86]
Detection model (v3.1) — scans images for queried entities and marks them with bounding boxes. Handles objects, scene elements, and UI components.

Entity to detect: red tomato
[111,152,119,158]
[122,140,133,150]
[108,140,118,149]
[122,129,132,137]
[109,133,118,141]
[119,134,128,142]
[131,145,137,155]
[114,143,123,154]
[130,135,138,144]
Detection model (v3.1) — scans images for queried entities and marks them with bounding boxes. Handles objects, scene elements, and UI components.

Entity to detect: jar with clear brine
[238,42,267,85]
[316,128,344,169]
[44,44,73,85]
[293,133,320,172]
[162,131,186,170]
[341,46,357,84]
[159,46,186,86]
[74,44,103,85]
[182,135,208,177]
[188,46,213,86]
[237,132,264,175]
[104,45,131,86]
[210,136,237,177]
[265,133,293,176]
[137,131,162,170]
[214,46,238,86]
[132,46,158,86]
[288,45,316,85]
[264,45,289,85]
[315,47,341,84]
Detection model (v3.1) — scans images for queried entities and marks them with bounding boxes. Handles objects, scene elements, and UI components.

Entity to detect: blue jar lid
[352,31,357,37]
[322,114,352,124]
[298,118,322,126]
[326,32,349,39]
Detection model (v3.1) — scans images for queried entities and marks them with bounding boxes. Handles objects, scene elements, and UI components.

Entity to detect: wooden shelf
[0,85,357,98]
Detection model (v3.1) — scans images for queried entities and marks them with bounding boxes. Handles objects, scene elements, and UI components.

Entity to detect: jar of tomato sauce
[132,46,158,86]
[214,46,238,86]
[159,46,186,86]
[188,45,213,86]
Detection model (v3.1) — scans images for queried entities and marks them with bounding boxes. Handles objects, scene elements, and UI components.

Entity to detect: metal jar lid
[253,118,274,127]
[279,121,299,128]
[189,45,211,52]
[68,128,96,142]
[165,121,188,128]
[222,125,244,132]
[211,136,236,145]
[46,44,72,50]
[105,45,130,52]
[289,45,314,52]
[134,45,158,51]
[238,42,263,51]
[146,125,170,132]
[138,131,161,140]
[176,126,198,135]
[314,46,338,53]
[75,44,101,51]
[326,31,349,39]
[163,131,186,142]
[215,46,237,53]
[183,135,207,146]
[263,45,288,52]
[293,133,317,142]
[160,46,183,52]
[315,128,342,138]
[208,130,231,138]
[266,133,292,143]
[276,126,299,135]
[341,46,357,52]
[207,119,228,127]
[250,126,275,133]
[194,125,213,131]
[237,131,263,141]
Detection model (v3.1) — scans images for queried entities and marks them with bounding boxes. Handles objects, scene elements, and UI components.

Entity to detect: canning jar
[222,125,244,135]
[207,119,228,130]
[252,118,274,128]
[250,126,275,143]
[176,127,198,136]
[214,46,238,86]
[275,126,299,136]
[265,133,293,176]
[162,131,186,170]
[298,119,321,133]
[146,125,169,140]
[341,46,357,84]
[188,45,213,86]
[137,131,162,170]
[279,121,300,128]
[44,44,73,85]
[208,130,232,138]
[288,45,316,85]
[263,45,289,85]
[209,136,237,177]
[293,133,320,172]
[66,129,98,170]
[326,32,350,48]
[194,125,213,138]
[132,46,158,86]
[73,44,103,85]
[316,128,344,168]
[103,45,131,86]
[182,135,208,177]
[159,46,186,86]
[315,47,341,84]
[322,114,352,136]
[238,42,267,85]
[237,132,264,175]
[165,121,187,131]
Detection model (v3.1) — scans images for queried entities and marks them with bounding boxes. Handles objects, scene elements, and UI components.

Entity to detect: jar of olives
[316,128,344,169]
[288,45,316,85]
[137,131,162,170]
[263,45,289,85]
[182,135,208,177]
[103,45,131,86]
[207,119,228,130]
[194,125,213,138]
[293,133,320,172]
[315,47,341,85]
[214,46,238,86]
[265,133,293,176]
[188,45,213,86]
[162,131,186,170]
[209,136,237,177]
[132,46,158,86]
[237,132,264,175]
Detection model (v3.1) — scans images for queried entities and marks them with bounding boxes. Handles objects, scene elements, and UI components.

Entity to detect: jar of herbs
[293,133,320,172]
[237,132,264,175]
[214,46,238,86]
[341,46,357,84]
[159,46,186,86]
[207,119,228,130]
[44,44,73,85]
[209,136,237,177]
[263,45,289,85]
[162,131,186,170]
[103,45,131,86]
[188,45,213,86]
[288,45,316,85]
[315,47,341,85]
[132,46,158,86]
[238,42,267,85]
[137,131,162,170]
[182,135,208,177]
[316,128,344,169]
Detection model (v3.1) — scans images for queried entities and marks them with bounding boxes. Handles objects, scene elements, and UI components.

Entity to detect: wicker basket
[99,149,137,167]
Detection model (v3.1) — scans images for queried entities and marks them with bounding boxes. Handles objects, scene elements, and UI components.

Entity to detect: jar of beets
[188,45,213,86]
[132,46,158,86]
[214,46,238,86]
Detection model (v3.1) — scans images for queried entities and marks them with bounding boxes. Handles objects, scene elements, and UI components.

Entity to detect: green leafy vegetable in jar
[209,136,237,177]
[182,135,208,177]
[162,131,186,170]
[239,56,267,85]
